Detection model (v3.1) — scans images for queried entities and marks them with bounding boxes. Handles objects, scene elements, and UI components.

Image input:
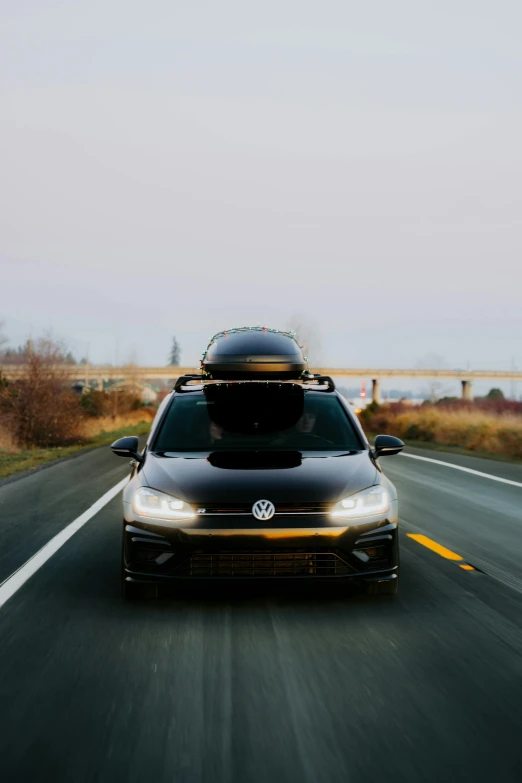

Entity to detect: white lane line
[0,477,128,610]
[401,453,522,489]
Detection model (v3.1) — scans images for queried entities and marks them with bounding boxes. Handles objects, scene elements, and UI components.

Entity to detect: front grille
[196,502,331,515]
[174,549,352,577]
[276,502,332,514]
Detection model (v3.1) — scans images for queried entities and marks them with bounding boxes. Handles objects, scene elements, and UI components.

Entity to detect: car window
[146,392,172,447]
[153,388,363,452]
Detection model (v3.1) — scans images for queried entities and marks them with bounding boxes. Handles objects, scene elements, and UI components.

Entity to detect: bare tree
[416,353,452,402]
[0,319,7,354]
[168,336,181,366]
[126,346,139,366]
[0,339,83,447]
[0,336,77,366]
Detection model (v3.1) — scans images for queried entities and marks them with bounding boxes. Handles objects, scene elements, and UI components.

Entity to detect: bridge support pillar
[372,378,382,404]
[97,377,104,392]
[461,380,473,400]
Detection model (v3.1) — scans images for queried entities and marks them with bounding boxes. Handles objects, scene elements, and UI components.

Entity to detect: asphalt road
[1,444,522,782]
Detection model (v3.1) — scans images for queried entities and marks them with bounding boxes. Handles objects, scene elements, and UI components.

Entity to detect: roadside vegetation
[0,335,157,480]
[0,421,152,481]
[360,394,522,461]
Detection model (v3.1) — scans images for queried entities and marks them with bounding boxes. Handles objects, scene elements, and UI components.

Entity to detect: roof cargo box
[201,327,308,379]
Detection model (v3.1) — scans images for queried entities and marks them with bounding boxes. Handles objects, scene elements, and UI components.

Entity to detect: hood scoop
[207,451,302,471]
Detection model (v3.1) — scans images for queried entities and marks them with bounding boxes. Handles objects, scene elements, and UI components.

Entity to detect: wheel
[362,575,399,596]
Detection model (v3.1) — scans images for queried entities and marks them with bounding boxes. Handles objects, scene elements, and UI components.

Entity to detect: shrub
[79,388,143,419]
[107,389,143,415]
[79,390,109,418]
[0,341,84,448]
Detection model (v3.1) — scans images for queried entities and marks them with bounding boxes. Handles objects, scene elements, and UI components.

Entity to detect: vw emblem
[252,499,275,521]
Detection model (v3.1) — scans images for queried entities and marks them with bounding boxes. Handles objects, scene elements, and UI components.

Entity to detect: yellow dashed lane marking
[407,534,463,561]
[407,534,478,573]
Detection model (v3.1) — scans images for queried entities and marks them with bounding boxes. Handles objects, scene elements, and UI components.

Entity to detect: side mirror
[111,436,143,462]
[374,434,404,458]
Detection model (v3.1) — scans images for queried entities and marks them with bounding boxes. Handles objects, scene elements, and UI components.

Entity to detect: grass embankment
[361,404,522,462]
[0,412,154,481]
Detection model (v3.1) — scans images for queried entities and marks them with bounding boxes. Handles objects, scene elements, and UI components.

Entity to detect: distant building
[106,379,160,404]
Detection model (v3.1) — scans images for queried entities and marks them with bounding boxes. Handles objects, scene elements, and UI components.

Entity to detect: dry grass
[0,406,157,481]
[0,407,155,453]
[361,404,522,460]
[0,424,20,454]
[0,419,153,481]
[80,408,156,439]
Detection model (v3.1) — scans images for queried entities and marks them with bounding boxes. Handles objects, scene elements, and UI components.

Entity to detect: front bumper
[122,503,399,585]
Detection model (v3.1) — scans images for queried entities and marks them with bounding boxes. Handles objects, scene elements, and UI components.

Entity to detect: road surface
[1,443,522,782]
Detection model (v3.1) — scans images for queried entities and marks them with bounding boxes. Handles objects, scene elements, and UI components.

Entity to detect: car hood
[141,450,377,504]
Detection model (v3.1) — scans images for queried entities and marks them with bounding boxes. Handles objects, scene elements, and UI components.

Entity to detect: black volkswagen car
[112,327,404,599]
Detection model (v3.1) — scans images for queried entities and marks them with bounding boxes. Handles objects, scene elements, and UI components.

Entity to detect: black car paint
[117,390,401,589]
[139,450,378,506]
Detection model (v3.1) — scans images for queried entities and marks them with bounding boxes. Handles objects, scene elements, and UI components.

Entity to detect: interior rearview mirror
[374,434,404,458]
[111,435,143,462]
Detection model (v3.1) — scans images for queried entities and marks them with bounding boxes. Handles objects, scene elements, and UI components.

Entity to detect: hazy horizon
[2,1,521,379]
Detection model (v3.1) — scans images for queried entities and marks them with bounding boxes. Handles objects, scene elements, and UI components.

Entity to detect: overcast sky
[1,0,521,381]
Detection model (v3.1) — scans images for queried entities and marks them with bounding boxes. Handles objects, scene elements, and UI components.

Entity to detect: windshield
[153,388,363,453]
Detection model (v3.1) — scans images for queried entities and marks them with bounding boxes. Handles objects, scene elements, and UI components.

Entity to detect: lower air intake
[175,550,352,577]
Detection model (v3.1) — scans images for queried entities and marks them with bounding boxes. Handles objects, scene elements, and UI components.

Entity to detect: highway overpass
[1,364,521,401]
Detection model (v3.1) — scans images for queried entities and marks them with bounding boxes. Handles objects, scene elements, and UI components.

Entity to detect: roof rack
[173,373,336,393]
[309,374,336,391]
[173,374,208,392]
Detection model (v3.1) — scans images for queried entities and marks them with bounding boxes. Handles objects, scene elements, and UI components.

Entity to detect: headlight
[331,486,390,520]
[132,487,196,521]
